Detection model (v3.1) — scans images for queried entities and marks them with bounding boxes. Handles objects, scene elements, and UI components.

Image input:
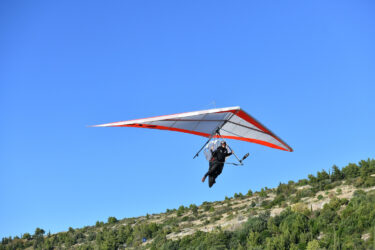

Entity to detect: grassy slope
[2,158,375,249]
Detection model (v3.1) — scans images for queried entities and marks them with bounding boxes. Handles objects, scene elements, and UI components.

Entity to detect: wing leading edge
[93,106,293,152]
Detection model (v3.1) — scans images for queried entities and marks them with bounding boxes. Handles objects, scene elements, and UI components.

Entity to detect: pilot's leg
[202,161,219,183]
[209,175,215,187]
[208,163,224,187]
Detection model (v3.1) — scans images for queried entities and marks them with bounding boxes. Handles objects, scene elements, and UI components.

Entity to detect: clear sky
[1,0,374,238]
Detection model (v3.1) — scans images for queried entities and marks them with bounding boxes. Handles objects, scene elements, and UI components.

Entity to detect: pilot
[201,141,233,187]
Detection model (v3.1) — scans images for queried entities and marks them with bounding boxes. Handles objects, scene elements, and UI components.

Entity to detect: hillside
[2,158,375,249]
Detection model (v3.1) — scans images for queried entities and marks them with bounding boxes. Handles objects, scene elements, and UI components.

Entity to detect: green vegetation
[1,158,375,249]
[107,216,118,224]
[147,190,375,249]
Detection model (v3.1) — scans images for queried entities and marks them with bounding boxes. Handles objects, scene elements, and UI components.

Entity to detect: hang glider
[93,106,293,152]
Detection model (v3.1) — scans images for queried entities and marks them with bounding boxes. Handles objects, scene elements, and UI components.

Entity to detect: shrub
[297,179,309,186]
[22,233,31,240]
[354,177,365,187]
[296,188,314,199]
[277,182,296,196]
[234,192,244,198]
[250,201,256,208]
[364,177,375,187]
[261,200,270,208]
[259,188,268,198]
[226,212,234,220]
[328,192,336,199]
[203,203,211,212]
[270,194,286,207]
[292,203,311,216]
[177,205,185,216]
[306,239,320,250]
[190,204,198,217]
[211,215,222,222]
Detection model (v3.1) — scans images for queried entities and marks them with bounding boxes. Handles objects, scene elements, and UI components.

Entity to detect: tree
[108,216,118,224]
[22,233,31,240]
[317,170,329,182]
[298,178,309,185]
[277,182,296,196]
[1,237,11,245]
[33,228,45,248]
[190,204,198,217]
[247,189,253,196]
[177,205,185,216]
[234,192,244,198]
[308,174,317,184]
[34,228,45,237]
[359,159,374,178]
[259,188,268,197]
[332,165,344,181]
[342,163,360,178]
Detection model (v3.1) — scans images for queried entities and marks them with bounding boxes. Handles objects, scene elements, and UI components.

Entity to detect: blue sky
[1,0,374,238]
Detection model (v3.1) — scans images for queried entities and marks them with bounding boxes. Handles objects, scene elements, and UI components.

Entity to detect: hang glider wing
[93,106,293,152]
